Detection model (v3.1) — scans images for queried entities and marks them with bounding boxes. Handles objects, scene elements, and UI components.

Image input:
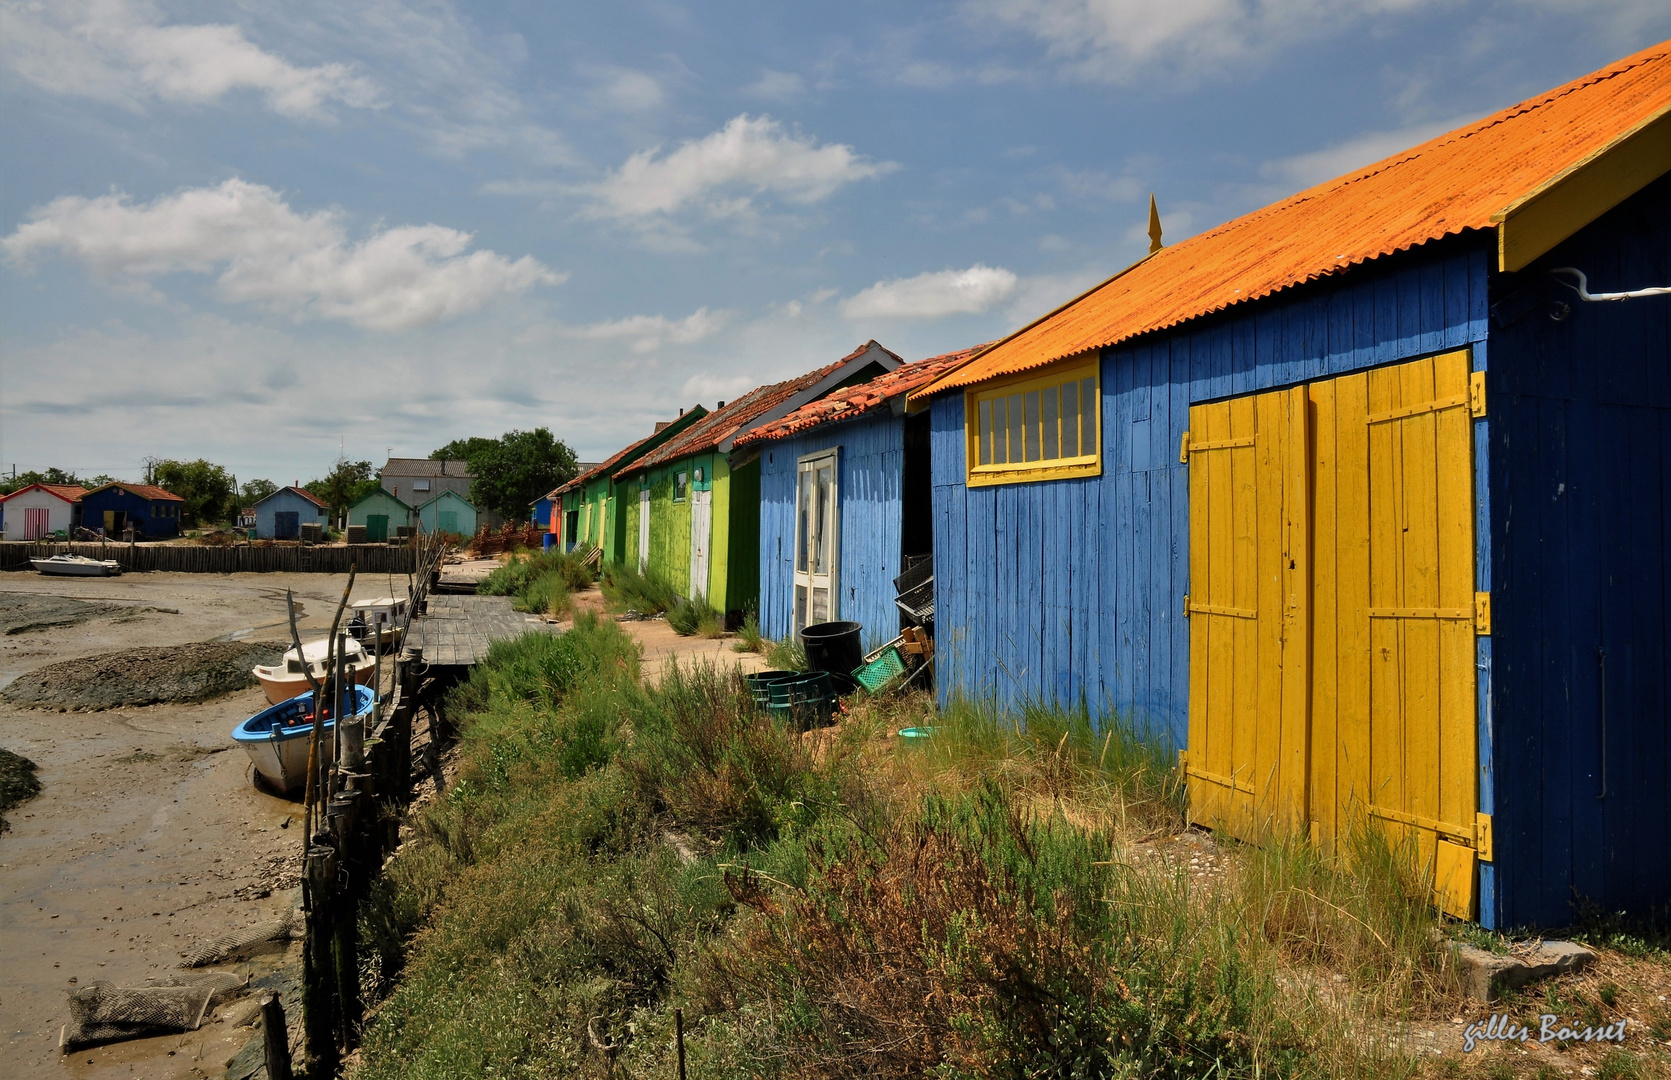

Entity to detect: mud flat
[0,571,404,1079]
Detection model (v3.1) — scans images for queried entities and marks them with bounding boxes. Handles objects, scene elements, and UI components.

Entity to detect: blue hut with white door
[910,46,1671,929]
[738,347,980,651]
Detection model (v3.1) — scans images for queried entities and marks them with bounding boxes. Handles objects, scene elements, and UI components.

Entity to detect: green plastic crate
[851,645,907,694]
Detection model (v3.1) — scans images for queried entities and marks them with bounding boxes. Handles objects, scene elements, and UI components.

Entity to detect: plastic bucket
[746,670,802,706]
[799,621,863,679]
[542,532,557,551]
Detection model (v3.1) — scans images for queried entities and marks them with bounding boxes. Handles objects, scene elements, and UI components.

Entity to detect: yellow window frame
[964,356,1102,487]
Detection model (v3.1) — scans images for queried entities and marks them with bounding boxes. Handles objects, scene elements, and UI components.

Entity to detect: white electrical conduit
[1550,267,1671,301]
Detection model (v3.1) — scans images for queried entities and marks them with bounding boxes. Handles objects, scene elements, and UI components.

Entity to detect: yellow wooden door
[1187,351,1480,918]
[1184,385,1311,837]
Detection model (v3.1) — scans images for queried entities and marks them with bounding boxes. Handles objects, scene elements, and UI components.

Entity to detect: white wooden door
[792,451,839,633]
[689,488,712,601]
[638,488,651,573]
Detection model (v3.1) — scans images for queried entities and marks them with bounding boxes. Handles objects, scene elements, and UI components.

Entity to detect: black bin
[799,621,863,681]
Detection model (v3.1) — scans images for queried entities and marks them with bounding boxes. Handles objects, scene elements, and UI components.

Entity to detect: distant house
[618,340,904,618]
[253,486,330,540]
[236,507,257,529]
[0,483,88,540]
[738,346,981,649]
[80,483,184,538]
[347,488,412,542]
[416,490,476,537]
[532,464,598,530]
[380,458,472,506]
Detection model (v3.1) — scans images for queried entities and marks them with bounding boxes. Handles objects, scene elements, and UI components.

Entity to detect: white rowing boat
[252,636,376,705]
[349,596,407,650]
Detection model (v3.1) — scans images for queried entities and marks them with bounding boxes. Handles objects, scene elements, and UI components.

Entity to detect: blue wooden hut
[737,347,980,650]
[910,46,1671,930]
[253,486,330,539]
[80,482,184,538]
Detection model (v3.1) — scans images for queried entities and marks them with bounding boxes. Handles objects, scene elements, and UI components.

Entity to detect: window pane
[994,397,1008,463]
[1079,377,1098,456]
[1023,391,1040,461]
[811,587,829,623]
[979,399,993,466]
[1059,381,1079,456]
[1007,394,1024,467]
[1041,386,1059,460]
[796,472,811,572]
[814,465,832,573]
[795,585,807,630]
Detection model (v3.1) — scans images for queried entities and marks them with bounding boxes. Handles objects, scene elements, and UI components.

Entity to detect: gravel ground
[0,641,286,711]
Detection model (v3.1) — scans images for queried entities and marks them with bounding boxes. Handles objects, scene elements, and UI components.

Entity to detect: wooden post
[675,1007,687,1080]
[302,842,339,1075]
[260,993,293,1080]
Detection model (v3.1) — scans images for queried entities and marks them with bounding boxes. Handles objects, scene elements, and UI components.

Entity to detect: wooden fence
[0,541,421,575]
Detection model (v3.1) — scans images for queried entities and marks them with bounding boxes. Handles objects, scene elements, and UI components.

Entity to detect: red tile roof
[917,41,1671,399]
[620,341,904,477]
[557,433,657,495]
[87,482,185,502]
[0,483,90,503]
[734,345,987,447]
[289,487,331,509]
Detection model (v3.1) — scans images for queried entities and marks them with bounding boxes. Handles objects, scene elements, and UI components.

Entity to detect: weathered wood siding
[1486,176,1671,928]
[758,412,905,650]
[933,237,1491,739]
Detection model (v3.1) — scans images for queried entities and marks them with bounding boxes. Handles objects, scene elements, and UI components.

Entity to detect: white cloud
[1,0,380,118]
[560,307,732,354]
[841,264,1018,320]
[742,69,804,100]
[590,66,666,112]
[1259,114,1478,191]
[588,114,896,220]
[2,179,561,330]
[964,0,1440,82]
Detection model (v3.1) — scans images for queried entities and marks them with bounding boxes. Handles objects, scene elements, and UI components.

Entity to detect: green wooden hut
[554,406,710,561]
[617,341,903,618]
[347,488,413,542]
[416,490,476,537]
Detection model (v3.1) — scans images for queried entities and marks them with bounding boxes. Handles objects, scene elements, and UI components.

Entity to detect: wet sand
[0,570,412,1079]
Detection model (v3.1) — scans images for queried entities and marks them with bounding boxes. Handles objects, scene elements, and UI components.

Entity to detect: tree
[0,467,112,495]
[431,429,577,521]
[304,460,381,523]
[148,459,236,527]
[241,479,279,506]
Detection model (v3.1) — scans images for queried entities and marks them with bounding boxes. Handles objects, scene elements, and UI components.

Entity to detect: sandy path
[0,570,411,1080]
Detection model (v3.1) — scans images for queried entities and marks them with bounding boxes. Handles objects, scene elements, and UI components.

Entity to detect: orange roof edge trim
[913,41,1671,400]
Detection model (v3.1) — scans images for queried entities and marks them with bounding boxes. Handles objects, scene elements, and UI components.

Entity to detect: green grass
[357,632,1474,1080]
[478,548,595,617]
[667,596,725,638]
[732,609,764,653]
[600,564,679,615]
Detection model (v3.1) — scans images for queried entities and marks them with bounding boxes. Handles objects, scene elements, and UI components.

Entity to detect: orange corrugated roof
[622,341,902,476]
[734,345,986,447]
[917,41,1671,399]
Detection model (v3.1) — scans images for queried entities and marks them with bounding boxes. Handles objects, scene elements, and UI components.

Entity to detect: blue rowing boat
[232,685,376,792]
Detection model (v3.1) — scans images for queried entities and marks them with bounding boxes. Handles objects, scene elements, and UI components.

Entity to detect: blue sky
[3,1,1666,487]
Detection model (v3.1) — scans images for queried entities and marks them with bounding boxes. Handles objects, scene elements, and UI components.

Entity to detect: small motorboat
[31,553,122,577]
[348,596,407,650]
[252,636,377,705]
[232,685,377,792]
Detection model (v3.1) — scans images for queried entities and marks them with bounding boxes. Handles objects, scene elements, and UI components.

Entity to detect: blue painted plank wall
[930,236,1491,752]
[1487,176,1671,928]
[757,411,906,651]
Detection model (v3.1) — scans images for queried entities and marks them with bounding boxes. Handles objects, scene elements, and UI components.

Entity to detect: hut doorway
[792,450,839,634]
[638,489,650,573]
[1183,350,1482,917]
[690,488,712,601]
[274,511,300,540]
[365,515,389,542]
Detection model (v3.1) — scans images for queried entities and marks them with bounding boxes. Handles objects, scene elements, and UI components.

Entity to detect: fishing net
[181,910,300,967]
[61,971,248,1050]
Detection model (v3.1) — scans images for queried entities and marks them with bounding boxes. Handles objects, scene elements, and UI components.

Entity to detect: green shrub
[733,609,765,653]
[478,549,594,616]
[600,564,679,614]
[667,596,725,637]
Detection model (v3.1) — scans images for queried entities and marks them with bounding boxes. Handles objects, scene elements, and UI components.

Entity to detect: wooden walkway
[409,594,553,665]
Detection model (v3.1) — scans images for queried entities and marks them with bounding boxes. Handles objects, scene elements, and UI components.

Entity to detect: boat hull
[31,556,121,577]
[255,658,376,706]
[232,685,376,792]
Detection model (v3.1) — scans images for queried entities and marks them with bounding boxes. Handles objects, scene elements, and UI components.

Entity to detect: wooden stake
[260,993,293,1080]
[675,1007,687,1080]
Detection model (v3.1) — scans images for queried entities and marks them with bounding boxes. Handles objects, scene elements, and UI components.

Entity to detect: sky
[2,1,1667,488]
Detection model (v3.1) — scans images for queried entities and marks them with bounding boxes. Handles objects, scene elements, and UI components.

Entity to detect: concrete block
[1455,940,1597,1001]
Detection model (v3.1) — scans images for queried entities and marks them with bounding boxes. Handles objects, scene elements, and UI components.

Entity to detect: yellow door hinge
[1475,592,1492,635]
[1179,431,1191,463]
[1476,812,1494,862]
[1182,593,1190,618]
[1469,371,1487,417]
[1178,749,1189,771]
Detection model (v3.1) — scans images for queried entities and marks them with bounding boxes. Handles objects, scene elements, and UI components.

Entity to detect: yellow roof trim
[1493,101,1671,272]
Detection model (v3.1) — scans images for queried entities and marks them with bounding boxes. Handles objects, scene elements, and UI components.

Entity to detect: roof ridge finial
[1148,193,1163,255]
